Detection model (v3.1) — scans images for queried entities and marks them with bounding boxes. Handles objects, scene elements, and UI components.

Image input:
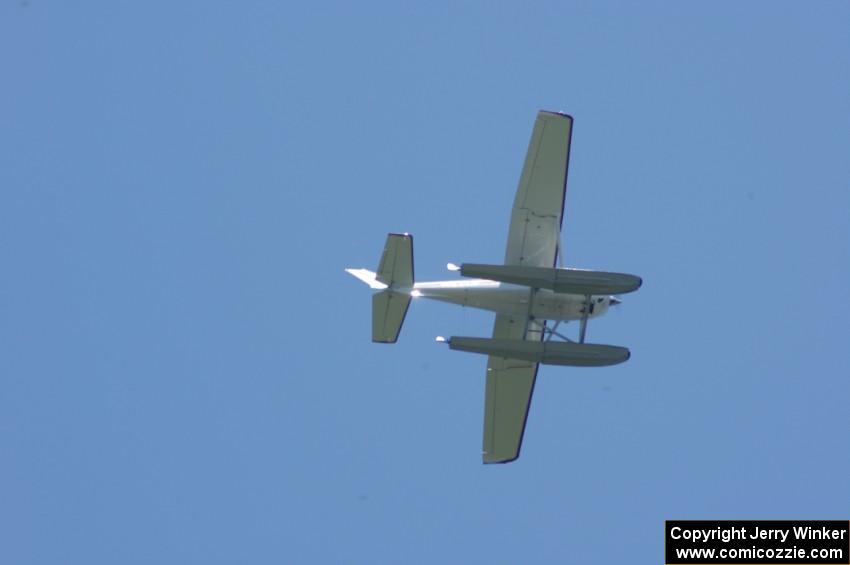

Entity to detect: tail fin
[344,268,386,289]
[346,233,415,343]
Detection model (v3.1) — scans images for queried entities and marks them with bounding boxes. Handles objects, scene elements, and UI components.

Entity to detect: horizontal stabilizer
[447,336,630,366]
[460,263,642,295]
[372,291,411,343]
[377,233,414,288]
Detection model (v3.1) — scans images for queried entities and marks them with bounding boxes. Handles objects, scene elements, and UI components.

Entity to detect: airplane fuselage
[411,279,613,321]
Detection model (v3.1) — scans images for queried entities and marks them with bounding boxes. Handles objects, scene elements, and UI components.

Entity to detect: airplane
[346,111,641,464]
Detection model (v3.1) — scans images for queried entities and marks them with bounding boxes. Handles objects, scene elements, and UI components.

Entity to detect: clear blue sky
[2,2,848,564]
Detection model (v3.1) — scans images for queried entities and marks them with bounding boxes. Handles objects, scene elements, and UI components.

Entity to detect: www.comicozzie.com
[665,520,849,564]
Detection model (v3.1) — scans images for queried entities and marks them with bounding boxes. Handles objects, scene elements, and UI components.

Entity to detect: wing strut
[578,294,591,343]
[522,287,537,339]
[555,223,565,269]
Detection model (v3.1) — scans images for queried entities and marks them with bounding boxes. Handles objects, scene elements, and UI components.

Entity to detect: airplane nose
[609,297,621,306]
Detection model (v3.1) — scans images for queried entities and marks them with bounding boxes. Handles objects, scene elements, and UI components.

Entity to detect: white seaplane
[347,111,641,463]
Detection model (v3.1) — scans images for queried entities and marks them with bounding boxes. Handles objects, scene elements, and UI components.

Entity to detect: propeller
[609,296,623,316]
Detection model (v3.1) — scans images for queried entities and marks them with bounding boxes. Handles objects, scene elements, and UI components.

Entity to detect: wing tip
[483,453,520,465]
[539,109,574,121]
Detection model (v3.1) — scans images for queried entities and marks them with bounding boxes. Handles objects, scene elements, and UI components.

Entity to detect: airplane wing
[504,111,573,268]
[482,314,543,463]
[482,111,573,464]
